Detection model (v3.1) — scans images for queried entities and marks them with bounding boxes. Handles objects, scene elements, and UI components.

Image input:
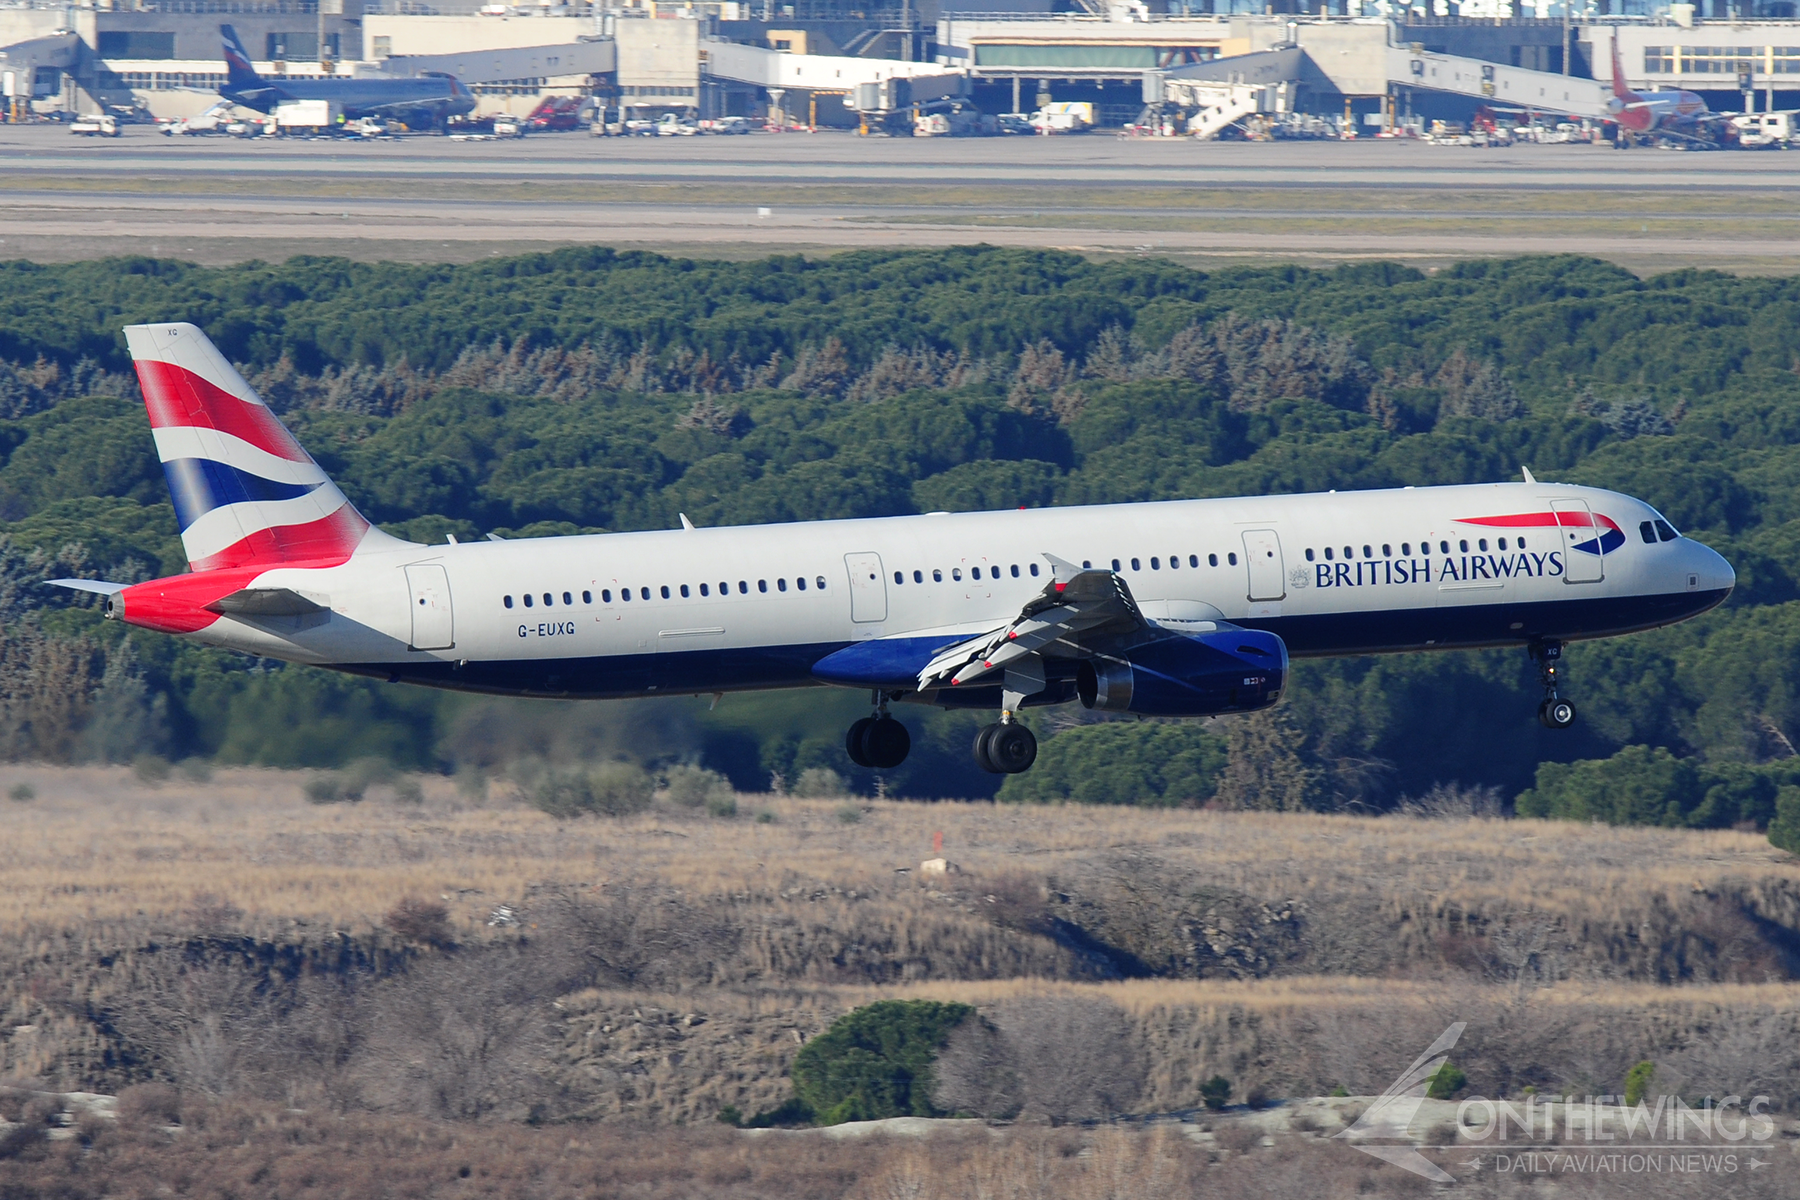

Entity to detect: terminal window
[97,31,176,60]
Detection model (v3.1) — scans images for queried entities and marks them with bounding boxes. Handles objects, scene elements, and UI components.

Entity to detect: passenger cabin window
[524,594,534,608]
[602,589,612,602]
[1305,549,1315,562]
[1362,545,1372,559]
[1111,559,1121,572]
[1011,565,1020,577]
[680,584,690,597]
[1382,544,1392,557]
[1030,564,1040,576]
[1402,543,1411,555]
[816,576,827,589]
[1131,558,1141,571]
[778,578,787,592]
[1151,557,1160,570]
[504,595,514,608]
[700,583,710,596]
[758,580,768,593]
[914,570,924,583]
[952,568,962,581]
[1167,555,1178,570]
[894,571,903,584]
[640,587,650,600]
[620,590,630,602]
[1207,554,1217,567]
[543,593,553,606]
[661,586,671,599]
[582,591,592,603]
[933,570,942,582]
[1324,547,1334,561]
[1477,540,1487,552]
[1459,540,1468,553]
[1439,541,1449,554]
[1228,553,1238,565]
[1188,555,1198,568]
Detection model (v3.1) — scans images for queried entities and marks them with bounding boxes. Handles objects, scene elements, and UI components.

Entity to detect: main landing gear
[974,720,1037,774]
[846,692,911,770]
[1531,642,1576,730]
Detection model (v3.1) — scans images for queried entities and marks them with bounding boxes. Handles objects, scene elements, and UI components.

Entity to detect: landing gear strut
[846,692,910,770]
[1531,642,1576,730]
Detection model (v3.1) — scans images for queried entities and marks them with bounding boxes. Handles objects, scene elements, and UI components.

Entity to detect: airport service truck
[274,99,338,133]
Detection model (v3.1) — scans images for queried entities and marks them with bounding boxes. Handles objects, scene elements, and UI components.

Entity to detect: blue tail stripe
[162,457,322,532]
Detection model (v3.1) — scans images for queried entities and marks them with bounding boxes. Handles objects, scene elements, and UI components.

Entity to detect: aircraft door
[1242,529,1285,601]
[844,552,887,623]
[1551,500,1605,584]
[405,564,455,650]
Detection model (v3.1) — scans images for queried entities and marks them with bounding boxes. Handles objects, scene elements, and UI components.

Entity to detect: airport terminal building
[9,0,1800,129]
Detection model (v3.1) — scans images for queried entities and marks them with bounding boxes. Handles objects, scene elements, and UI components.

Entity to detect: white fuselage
[153,480,1732,701]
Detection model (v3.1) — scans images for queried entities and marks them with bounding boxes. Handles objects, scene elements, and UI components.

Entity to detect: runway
[4,125,1798,272]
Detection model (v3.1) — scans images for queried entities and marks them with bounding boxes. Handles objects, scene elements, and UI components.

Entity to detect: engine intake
[1077,628,1286,717]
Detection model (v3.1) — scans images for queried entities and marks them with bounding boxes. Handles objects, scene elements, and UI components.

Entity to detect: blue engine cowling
[1076,627,1286,717]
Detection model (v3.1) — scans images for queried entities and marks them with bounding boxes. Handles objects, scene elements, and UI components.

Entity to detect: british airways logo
[1302,510,1628,592]
[1459,510,1625,556]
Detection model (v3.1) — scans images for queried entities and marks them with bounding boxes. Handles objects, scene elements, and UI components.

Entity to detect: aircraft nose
[1685,537,1735,597]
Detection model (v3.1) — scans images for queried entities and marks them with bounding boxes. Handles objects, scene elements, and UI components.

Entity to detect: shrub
[1624,1060,1656,1108]
[1201,1075,1232,1110]
[532,763,653,818]
[385,896,454,947]
[794,767,846,798]
[176,758,214,783]
[132,754,171,785]
[665,764,732,807]
[834,802,863,824]
[1771,787,1800,854]
[1426,1060,1467,1100]
[116,1083,181,1127]
[304,774,352,804]
[7,783,33,802]
[790,999,974,1125]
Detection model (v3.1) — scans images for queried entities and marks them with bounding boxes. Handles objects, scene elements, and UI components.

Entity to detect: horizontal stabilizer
[45,578,128,596]
[205,587,329,617]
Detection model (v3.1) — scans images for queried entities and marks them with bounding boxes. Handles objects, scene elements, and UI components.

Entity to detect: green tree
[790,1000,974,1125]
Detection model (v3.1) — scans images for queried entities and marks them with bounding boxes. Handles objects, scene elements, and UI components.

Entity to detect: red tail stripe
[135,360,311,464]
[189,506,368,573]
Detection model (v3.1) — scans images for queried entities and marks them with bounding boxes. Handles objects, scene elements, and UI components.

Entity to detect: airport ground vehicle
[69,114,119,136]
[60,323,1735,776]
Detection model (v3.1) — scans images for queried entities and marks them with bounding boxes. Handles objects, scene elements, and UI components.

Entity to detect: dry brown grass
[1,765,1792,943]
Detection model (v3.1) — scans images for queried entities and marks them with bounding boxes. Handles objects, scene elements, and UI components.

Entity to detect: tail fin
[220,24,260,90]
[1611,33,1631,100]
[124,323,405,572]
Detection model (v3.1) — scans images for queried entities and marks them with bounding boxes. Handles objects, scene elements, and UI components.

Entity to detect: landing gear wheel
[973,724,1003,774]
[862,717,911,770]
[846,717,876,768]
[975,722,1037,774]
[1539,698,1576,730]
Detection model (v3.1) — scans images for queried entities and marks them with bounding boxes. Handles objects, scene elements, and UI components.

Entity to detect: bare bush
[115,1082,180,1127]
[384,897,454,947]
[1662,1011,1800,1111]
[1395,782,1508,819]
[532,882,742,991]
[994,995,1145,1124]
[932,1017,1021,1119]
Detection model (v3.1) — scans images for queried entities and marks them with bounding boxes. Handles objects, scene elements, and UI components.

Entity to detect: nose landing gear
[1531,642,1576,730]
[846,693,911,770]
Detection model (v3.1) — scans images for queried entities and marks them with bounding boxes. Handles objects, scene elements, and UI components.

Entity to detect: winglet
[1043,552,1083,591]
[1521,465,1537,484]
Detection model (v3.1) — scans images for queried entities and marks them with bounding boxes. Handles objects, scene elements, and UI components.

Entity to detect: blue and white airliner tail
[50,323,1734,775]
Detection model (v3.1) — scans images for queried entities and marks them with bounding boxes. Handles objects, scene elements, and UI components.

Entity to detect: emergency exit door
[1551,500,1605,584]
[844,552,887,623]
[405,565,455,650]
[1242,529,1285,601]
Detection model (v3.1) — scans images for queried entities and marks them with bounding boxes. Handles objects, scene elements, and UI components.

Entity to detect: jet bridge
[373,40,616,84]
[1154,35,1611,126]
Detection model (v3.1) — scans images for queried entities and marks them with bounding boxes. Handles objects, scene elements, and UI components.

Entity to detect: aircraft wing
[915,555,1146,691]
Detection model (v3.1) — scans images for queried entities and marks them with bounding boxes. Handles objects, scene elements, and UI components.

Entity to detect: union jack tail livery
[125,323,399,572]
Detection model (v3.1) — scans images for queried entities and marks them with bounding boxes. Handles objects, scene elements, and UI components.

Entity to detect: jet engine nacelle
[1076,627,1286,717]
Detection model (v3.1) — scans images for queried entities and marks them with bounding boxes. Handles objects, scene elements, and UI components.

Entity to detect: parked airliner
[1605,32,1724,144]
[218,25,474,128]
[53,324,1734,775]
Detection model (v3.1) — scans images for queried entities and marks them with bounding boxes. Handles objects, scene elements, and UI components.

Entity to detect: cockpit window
[1640,521,1657,546]
[1654,519,1678,542]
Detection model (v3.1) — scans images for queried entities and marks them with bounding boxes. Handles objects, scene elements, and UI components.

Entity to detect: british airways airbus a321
[53,324,1734,775]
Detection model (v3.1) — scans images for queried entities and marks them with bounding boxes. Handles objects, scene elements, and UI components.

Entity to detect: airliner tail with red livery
[50,323,1733,776]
